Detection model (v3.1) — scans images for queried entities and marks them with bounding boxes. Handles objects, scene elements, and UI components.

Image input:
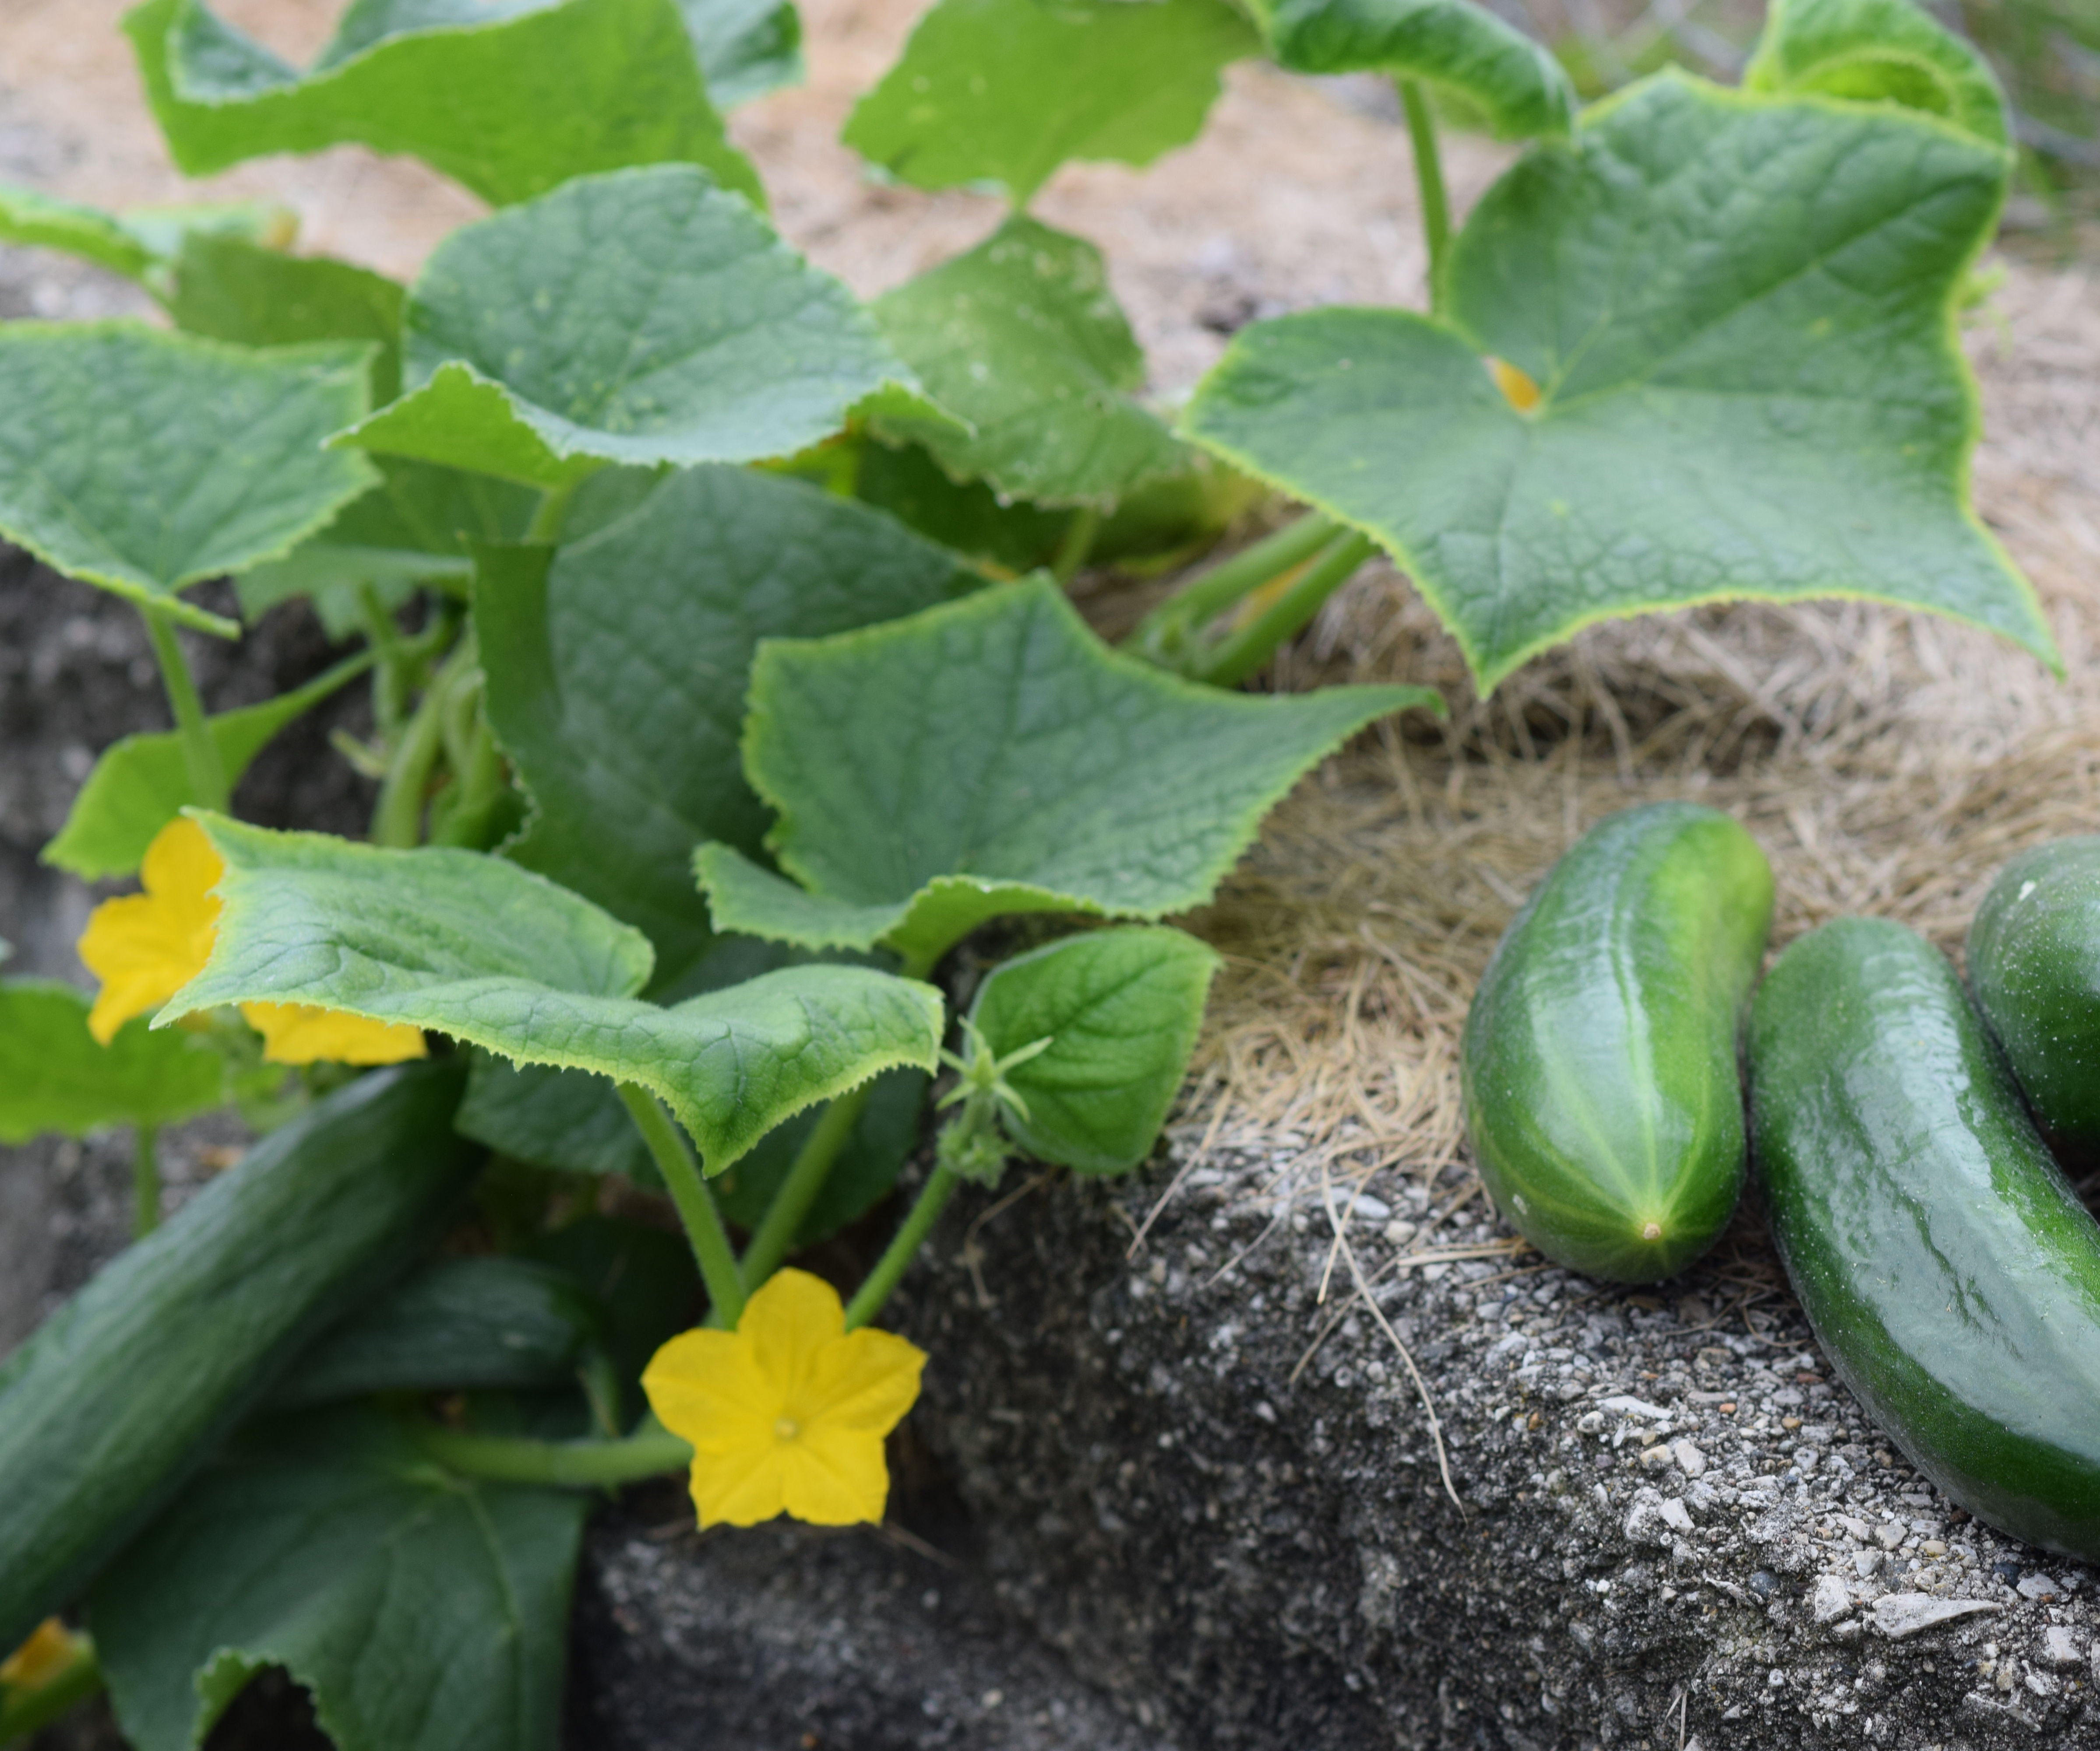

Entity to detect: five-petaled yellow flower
[643,1268,925,1529]
[77,817,424,1066]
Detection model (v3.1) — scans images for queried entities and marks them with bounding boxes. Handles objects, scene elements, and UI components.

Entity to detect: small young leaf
[1182,74,2051,692]
[1251,0,1575,139]
[968,927,1220,1174]
[842,0,1261,204]
[334,165,934,484]
[43,656,370,880]
[675,0,803,105]
[0,326,377,636]
[235,458,536,635]
[696,577,1440,966]
[268,1257,601,1408]
[163,819,945,1169]
[871,217,1187,506]
[0,981,223,1143]
[90,1404,588,1751]
[166,232,405,400]
[0,183,289,287]
[1744,0,2008,144]
[125,0,759,209]
[478,467,976,980]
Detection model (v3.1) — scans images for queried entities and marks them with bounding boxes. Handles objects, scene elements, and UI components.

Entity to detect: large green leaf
[1251,0,1573,138]
[162,818,946,1169]
[167,232,405,401]
[479,468,976,980]
[1744,0,2008,145]
[676,0,801,105]
[871,217,1186,506]
[842,0,1262,204]
[695,578,1438,966]
[1182,74,2050,693]
[91,1404,588,1751]
[0,326,377,636]
[124,0,758,210]
[236,458,537,636]
[0,981,223,1143]
[969,926,1219,1174]
[0,183,289,288]
[333,165,941,486]
[43,655,371,880]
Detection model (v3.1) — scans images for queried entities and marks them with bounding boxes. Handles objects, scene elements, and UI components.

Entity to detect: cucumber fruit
[1751,918,2100,1562]
[1461,802,1772,1281]
[0,1061,477,1651]
[1968,837,2100,1152]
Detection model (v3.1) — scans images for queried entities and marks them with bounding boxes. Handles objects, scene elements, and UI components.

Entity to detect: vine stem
[617,1083,746,1327]
[409,1411,692,1489]
[844,1162,962,1330]
[131,1125,159,1241]
[1397,78,1451,292]
[1123,513,1336,667]
[738,1083,873,1291]
[526,477,579,544]
[141,607,229,812]
[1191,530,1376,688]
[1050,506,1101,584]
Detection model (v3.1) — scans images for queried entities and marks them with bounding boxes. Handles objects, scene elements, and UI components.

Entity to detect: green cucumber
[0,1061,477,1650]
[1461,802,1772,1281]
[1751,918,2100,1562]
[1967,837,2100,1151]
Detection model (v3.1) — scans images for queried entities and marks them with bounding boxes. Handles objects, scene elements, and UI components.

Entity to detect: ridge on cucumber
[1752,918,2100,1565]
[1969,836,2100,1156]
[1461,802,1772,1283]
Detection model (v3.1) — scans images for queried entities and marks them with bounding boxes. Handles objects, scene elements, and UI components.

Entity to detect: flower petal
[78,817,223,1044]
[687,1444,789,1529]
[777,1424,891,1526]
[796,1327,926,1438]
[240,1002,426,1066]
[739,1268,849,1395]
[643,1327,781,1449]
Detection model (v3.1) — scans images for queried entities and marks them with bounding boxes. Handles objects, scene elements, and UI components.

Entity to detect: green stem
[739,1084,873,1291]
[409,1410,692,1489]
[0,1644,102,1745]
[617,1083,746,1327]
[1123,513,1336,665]
[131,1125,159,1241]
[370,673,447,847]
[526,478,579,544]
[1050,506,1101,585]
[141,607,229,812]
[844,1162,962,1330]
[357,583,412,738]
[1398,78,1451,293]
[1193,531,1376,689]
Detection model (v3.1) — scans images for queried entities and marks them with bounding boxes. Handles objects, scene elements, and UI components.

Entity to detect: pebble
[1811,1574,1852,1625]
[1873,1522,1906,1551]
[1873,1594,2001,1640]
[1639,1444,1675,1472]
[1836,1515,1870,1542]
[2018,1572,2062,1600]
[1660,1498,1694,1534]
[1853,1551,1882,1579]
[1671,1440,1706,1478]
[2043,1625,2082,1668]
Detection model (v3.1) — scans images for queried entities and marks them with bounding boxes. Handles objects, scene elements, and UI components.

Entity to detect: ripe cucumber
[0,1062,477,1651]
[1461,802,1772,1281]
[1967,837,2100,1150]
[1751,918,2100,1561]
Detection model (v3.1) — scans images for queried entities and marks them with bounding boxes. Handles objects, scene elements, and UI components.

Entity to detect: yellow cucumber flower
[0,1618,84,1693]
[643,1268,925,1529]
[77,817,424,1066]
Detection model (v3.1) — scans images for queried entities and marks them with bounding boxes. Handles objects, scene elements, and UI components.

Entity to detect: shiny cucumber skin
[1751,918,2100,1563]
[1461,802,1772,1282]
[0,1062,477,1650]
[1968,837,2100,1149]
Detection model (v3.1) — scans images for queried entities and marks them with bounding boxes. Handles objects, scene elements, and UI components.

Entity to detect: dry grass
[1175,245,2100,1187]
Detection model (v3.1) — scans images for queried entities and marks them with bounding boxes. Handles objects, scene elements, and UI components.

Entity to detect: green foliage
[166,232,406,400]
[91,1403,588,1751]
[697,578,1440,965]
[1251,0,1575,138]
[478,467,976,981]
[1744,0,2008,144]
[166,816,947,1169]
[335,165,937,485]
[843,0,1262,202]
[0,326,377,636]
[675,0,803,105]
[0,182,288,288]
[456,1055,655,1181]
[125,0,758,208]
[968,927,1221,1174]
[44,656,370,879]
[0,982,223,1142]
[871,217,1187,507]
[1183,74,2051,692]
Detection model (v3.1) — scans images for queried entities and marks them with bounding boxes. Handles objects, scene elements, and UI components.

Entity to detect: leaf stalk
[141,606,229,813]
[844,1161,962,1330]
[408,1411,692,1489]
[1191,530,1377,688]
[737,1083,874,1291]
[617,1083,747,1327]
[1123,512,1337,668]
[1397,78,1451,292]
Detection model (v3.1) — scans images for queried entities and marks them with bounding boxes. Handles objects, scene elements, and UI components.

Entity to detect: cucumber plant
[0,0,2047,1740]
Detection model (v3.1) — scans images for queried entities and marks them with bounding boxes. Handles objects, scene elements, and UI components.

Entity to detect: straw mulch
[1176,247,2100,1193]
